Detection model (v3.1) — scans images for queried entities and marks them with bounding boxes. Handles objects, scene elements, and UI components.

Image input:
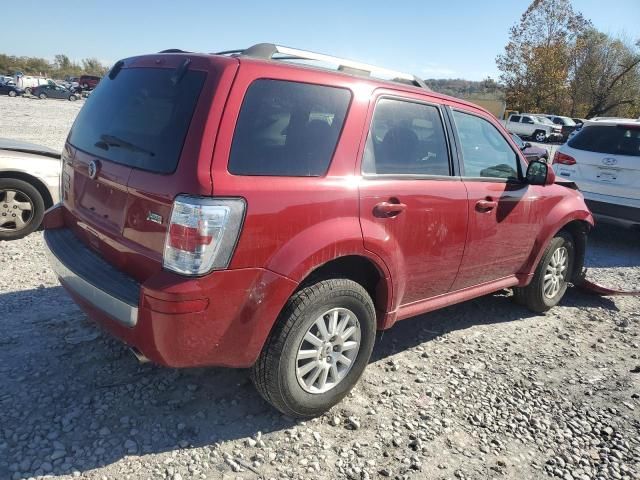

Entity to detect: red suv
[44,44,593,418]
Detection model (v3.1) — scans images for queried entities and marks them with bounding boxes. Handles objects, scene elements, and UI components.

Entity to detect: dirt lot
[0,95,638,480]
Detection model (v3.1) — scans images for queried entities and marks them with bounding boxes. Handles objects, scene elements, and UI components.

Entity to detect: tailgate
[61,54,239,283]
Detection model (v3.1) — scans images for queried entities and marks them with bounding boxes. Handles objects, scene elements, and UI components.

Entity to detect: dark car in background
[78,75,101,91]
[0,82,24,97]
[32,84,78,101]
[510,133,549,162]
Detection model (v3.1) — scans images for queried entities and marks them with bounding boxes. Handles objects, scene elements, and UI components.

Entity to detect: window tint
[510,115,521,123]
[229,79,351,176]
[568,125,640,157]
[453,111,520,180]
[522,116,534,124]
[552,117,562,125]
[362,98,450,175]
[69,68,206,173]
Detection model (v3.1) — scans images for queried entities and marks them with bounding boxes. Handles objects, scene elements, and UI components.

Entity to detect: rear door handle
[476,199,498,211]
[374,201,407,218]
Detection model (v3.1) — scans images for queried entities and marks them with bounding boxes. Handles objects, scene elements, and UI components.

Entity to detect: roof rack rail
[215,43,429,90]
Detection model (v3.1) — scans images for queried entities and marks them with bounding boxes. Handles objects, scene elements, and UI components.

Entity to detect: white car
[553,119,640,229]
[500,113,563,143]
[0,139,61,240]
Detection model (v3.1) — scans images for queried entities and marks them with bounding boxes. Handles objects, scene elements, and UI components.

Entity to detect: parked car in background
[14,75,52,95]
[0,138,61,240]
[43,43,593,418]
[510,133,549,162]
[78,75,101,91]
[554,118,640,229]
[545,115,578,141]
[572,118,586,127]
[0,75,14,85]
[0,82,24,97]
[500,113,563,143]
[32,84,79,101]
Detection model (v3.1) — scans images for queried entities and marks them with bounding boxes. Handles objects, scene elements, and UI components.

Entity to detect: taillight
[163,196,246,275]
[553,151,576,165]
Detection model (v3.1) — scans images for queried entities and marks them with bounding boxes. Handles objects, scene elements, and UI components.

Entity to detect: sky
[4,0,639,81]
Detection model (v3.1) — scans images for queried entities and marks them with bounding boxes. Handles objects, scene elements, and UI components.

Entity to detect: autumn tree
[496,0,590,113]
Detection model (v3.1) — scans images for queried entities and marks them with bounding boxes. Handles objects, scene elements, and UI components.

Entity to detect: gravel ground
[0,95,639,480]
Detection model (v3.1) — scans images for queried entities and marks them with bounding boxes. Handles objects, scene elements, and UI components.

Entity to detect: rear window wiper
[95,134,155,157]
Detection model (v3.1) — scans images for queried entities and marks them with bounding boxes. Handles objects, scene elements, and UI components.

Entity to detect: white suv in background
[553,118,640,229]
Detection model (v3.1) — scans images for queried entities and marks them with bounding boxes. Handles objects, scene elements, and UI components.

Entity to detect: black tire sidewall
[0,179,45,241]
[534,130,546,142]
[278,286,376,417]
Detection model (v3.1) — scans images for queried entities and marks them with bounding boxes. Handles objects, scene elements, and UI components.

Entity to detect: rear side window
[229,79,351,176]
[510,115,521,123]
[522,116,534,124]
[69,67,206,174]
[569,125,640,157]
[362,98,450,175]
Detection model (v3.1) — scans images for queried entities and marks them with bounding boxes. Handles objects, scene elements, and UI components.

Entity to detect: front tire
[534,130,547,143]
[251,279,376,419]
[513,231,574,313]
[68,94,77,101]
[38,92,47,99]
[8,90,16,97]
[0,179,45,241]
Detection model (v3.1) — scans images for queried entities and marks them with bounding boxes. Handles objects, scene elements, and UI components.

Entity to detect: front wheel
[38,92,47,99]
[251,278,376,418]
[513,231,574,313]
[8,90,16,97]
[68,94,77,101]
[534,130,547,143]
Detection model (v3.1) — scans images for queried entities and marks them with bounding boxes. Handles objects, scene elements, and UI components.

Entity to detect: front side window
[229,79,351,176]
[453,110,520,180]
[522,116,534,124]
[362,98,450,175]
[510,115,521,123]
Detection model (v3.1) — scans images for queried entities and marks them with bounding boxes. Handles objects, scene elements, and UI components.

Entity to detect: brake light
[553,151,576,165]
[163,196,246,275]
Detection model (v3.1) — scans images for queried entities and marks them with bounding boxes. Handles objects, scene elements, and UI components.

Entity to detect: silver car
[0,139,60,240]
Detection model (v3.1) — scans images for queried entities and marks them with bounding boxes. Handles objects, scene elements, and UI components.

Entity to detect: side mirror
[524,142,532,148]
[526,160,556,186]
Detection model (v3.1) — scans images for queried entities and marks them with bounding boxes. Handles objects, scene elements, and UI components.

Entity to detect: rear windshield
[69,67,206,173]
[229,79,351,176]
[568,125,640,157]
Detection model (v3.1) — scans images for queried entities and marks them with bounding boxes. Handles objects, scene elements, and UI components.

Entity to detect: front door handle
[476,199,498,211]
[374,201,407,218]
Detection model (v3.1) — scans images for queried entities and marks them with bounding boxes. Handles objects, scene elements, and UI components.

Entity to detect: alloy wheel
[543,246,568,298]
[0,189,34,232]
[295,308,361,394]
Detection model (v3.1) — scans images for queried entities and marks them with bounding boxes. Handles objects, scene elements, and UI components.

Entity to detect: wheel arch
[0,171,54,208]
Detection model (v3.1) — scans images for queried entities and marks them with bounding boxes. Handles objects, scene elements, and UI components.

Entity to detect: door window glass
[362,98,450,175]
[453,111,520,180]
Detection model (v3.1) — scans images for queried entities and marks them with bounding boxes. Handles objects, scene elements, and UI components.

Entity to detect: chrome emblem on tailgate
[601,157,617,166]
[88,160,99,179]
[147,212,163,224]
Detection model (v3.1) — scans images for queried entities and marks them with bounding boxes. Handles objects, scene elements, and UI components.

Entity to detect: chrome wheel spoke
[298,360,319,377]
[341,325,356,341]
[305,364,323,387]
[297,349,318,360]
[342,340,358,352]
[328,310,339,335]
[14,201,32,211]
[337,354,352,367]
[317,365,329,390]
[315,317,330,341]
[3,190,16,203]
[304,331,323,347]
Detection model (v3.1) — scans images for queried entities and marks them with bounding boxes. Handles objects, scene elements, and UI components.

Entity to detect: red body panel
[45,52,594,368]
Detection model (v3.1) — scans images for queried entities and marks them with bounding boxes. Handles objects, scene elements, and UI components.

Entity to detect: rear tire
[68,94,77,101]
[513,231,574,313]
[8,90,16,97]
[251,278,376,419]
[38,92,47,100]
[0,178,45,241]
[25,87,31,95]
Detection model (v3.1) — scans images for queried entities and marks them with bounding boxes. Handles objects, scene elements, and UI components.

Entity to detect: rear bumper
[584,199,640,228]
[44,222,298,368]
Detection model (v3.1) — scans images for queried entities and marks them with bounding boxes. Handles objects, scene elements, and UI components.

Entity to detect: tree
[496,0,590,113]
[569,31,640,117]
[81,57,108,76]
